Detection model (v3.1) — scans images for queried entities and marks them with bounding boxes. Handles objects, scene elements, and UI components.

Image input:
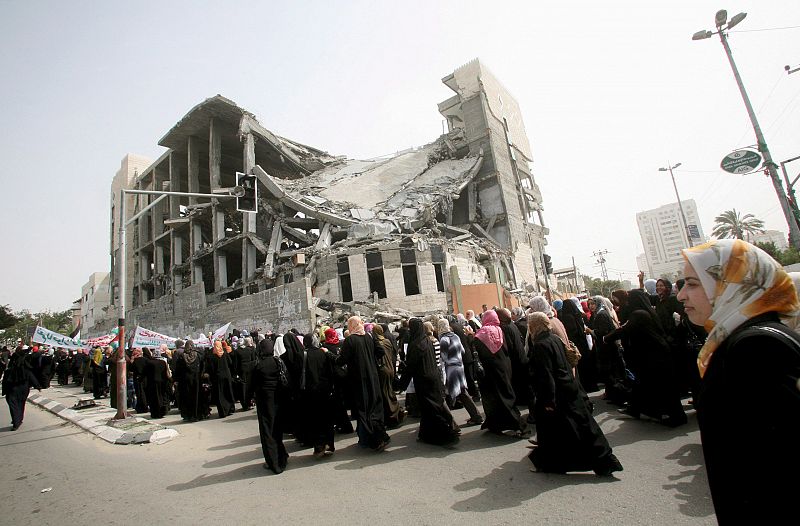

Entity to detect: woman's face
[676,262,713,326]
[588,299,597,312]
[656,280,669,298]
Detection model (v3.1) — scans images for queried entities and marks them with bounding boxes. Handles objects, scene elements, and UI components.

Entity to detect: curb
[27,392,179,445]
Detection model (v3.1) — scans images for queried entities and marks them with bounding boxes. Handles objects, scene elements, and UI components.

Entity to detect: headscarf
[783,272,800,331]
[231,336,239,350]
[324,327,340,345]
[475,309,504,354]
[303,333,321,349]
[273,335,286,357]
[364,323,374,334]
[92,347,103,366]
[256,338,274,359]
[243,336,254,347]
[682,239,800,377]
[643,278,658,296]
[593,295,620,327]
[213,341,224,357]
[437,318,452,336]
[529,296,554,318]
[553,299,563,312]
[408,318,426,344]
[527,311,551,340]
[347,316,366,336]
[183,340,198,365]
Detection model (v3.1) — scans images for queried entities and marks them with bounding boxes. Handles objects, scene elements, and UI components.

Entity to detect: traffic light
[543,253,553,275]
[236,172,258,213]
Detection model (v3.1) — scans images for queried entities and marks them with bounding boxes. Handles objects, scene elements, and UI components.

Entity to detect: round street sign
[720,149,762,174]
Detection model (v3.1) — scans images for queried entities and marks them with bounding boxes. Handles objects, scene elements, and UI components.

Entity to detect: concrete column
[155,245,165,275]
[242,131,257,280]
[218,254,228,289]
[209,118,221,190]
[187,136,200,205]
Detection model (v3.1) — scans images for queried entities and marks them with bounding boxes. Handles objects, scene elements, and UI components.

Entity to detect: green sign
[721,149,762,174]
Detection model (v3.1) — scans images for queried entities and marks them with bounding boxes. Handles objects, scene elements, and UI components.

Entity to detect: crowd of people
[3,238,799,523]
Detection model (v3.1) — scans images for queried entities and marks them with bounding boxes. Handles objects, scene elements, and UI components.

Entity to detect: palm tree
[712,209,765,241]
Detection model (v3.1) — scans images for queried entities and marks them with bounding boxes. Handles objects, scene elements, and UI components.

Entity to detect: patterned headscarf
[475,309,504,354]
[324,327,340,345]
[682,239,800,377]
[527,312,551,340]
[529,296,553,318]
[347,316,366,336]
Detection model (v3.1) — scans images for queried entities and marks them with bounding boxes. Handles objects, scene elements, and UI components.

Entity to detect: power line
[731,25,800,33]
[593,249,609,281]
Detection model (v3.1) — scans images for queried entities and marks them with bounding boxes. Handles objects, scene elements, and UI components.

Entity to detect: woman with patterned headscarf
[527,312,623,476]
[586,296,628,405]
[472,310,529,438]
[90,347,108,400]
[677,239,800,523]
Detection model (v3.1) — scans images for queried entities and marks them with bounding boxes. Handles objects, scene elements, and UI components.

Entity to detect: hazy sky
[1,1,799,312]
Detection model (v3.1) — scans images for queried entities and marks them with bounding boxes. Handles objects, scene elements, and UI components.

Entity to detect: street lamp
[693,10,800,249]
[658,162,694,247]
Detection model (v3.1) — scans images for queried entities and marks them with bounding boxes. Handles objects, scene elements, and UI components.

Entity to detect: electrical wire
[730,25,800,33]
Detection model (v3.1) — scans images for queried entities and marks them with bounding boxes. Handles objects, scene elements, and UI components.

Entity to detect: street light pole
[693,10,800,249]
[114,185,246,420]
[659,162,693,248]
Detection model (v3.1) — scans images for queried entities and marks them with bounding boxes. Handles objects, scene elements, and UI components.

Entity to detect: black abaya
[528,330,622,475]
[206,353,236,418]
[474,338,527,434]
[252,340,288,474]
[144,358,170,418]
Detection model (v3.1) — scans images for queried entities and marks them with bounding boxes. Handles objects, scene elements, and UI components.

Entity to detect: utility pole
[593,249,609,282]
[694,11,800,249]
[659,162,693,247]
[572,256,579,294]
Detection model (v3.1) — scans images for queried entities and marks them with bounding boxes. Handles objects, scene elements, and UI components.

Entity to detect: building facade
[636,199,704,279]
[100,60,548,337]
[750,229,788,249]
[80,272,111,333]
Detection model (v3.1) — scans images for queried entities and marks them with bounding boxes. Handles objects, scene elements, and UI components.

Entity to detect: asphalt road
[0,393,715,525]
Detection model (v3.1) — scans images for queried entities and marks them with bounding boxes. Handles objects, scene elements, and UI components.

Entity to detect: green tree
[2,309,73,344]
[754,241,780,259]
[0,305,19,330]
[712,209,765,241]
[585,277,623,297]
[777,246,800,266]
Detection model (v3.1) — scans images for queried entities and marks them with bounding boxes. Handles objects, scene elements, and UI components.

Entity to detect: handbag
[274,356,289,388]
[564,340,582,368]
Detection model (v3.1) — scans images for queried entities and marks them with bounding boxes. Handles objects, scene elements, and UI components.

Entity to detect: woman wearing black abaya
[90,348,108,399]
[298,333,337,458]
[175,340,203,421]
[322,328,354,434]
[397,318,460,445]
[252,338,289,474]
[281,331,305,439]
[373,325,405,429]
[2,346,41,430]
[131,348,149,414]
[527,312,623,476]
[337,316,389,451]
[144,348,170,419]
[206,341,236,418]
[587,296,629,405]
[496,308,531,409]
[473,310,529,437]
[561,298,599,393]
[233,337,257,410]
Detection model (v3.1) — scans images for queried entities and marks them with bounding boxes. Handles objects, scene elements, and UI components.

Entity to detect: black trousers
[5,383,30,428]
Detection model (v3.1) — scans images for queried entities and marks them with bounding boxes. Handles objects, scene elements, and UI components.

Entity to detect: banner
[83,333,117,348]
[32,326,86,350]
[212,322,231,342]
[131,326,177,349]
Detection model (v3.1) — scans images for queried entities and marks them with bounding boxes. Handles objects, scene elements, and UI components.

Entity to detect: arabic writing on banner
[84,333,117,347]
[131,326,176,349]
[32,326,86,350]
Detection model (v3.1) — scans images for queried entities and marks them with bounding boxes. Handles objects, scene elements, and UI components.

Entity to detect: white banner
[131,326,177,349]
[194,334,211,348]
[32,326,86,350]
[212,322,231,342]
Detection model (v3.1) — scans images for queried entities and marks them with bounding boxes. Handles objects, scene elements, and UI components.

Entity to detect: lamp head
[692,30,712,40]
[715,9,728,27]
[727,12,747,29]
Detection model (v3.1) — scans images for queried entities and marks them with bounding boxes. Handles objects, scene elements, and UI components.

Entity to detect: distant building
[751,229,788,250]
[80,272,111,334]
[637,200,705,279]
[553,266,584,295]
[110,154,152,309]
[636,253,649,275]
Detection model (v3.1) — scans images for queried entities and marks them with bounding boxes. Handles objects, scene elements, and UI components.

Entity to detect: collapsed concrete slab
[105,59,550,336]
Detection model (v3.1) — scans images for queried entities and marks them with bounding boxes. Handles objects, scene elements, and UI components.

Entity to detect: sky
[1,0,799,312]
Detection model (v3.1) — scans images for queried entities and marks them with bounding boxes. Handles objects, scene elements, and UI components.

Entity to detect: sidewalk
[26,384,179,445]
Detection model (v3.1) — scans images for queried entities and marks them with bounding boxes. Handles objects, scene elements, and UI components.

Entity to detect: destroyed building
[107,59,550,336]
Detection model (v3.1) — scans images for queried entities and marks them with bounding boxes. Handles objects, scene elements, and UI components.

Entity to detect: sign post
[720,149,762,174]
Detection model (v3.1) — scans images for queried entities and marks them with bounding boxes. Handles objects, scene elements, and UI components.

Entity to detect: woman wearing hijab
[438,318,483,426]
[372,325,405,429]
[473,310,529,437]
[527,312,623,476]
[677,239,800,523]
[586,296,629,405]
[2,345,41,430]
[496,308,530,410]
[298,333,337,458]
[251,337,289,474]
[145,347,171,418]
[322,327,354,434]
[90,347,108,399]
[337,316,390,451]
[561,298,599,393]
[233,336,257,410]
[605,289,686,426]
[397,318,460,445]
[175,340,204,421]
[206,340,236,418]
[131,348,149,414]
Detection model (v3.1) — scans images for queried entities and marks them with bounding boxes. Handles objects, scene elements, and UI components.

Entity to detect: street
[0,392,715,525]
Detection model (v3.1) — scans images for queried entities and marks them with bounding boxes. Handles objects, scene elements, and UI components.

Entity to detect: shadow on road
[451,458,618,512]
[663,443,714,519]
